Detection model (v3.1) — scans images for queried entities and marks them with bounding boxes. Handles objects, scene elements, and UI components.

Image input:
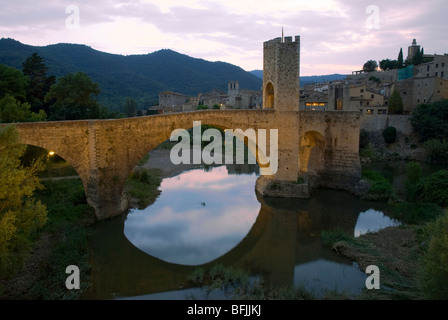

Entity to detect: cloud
[1,0,447,74]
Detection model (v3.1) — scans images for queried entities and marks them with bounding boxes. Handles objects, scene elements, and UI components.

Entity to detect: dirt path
[140,148,207,179]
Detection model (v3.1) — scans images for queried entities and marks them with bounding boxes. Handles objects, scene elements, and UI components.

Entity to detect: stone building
[226,81,262,109]
[158,91,188,108]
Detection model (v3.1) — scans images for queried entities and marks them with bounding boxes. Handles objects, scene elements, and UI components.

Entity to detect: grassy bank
[0,178,96,300]
[124,168,162,209]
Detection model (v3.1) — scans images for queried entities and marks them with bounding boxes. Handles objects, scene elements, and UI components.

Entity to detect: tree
[22,53,56,114]
[398,48,404,69]
[412,48,424,66]
[44,72,102,120]
[379,59,398,71]
[124,98,137,117]
[388,89,403,114]
[383,126,397,144]
[411,99,448,142]
[362,60,378,73]
[0,94,47,123]
[0,125,47,275]
[0,64,29,102]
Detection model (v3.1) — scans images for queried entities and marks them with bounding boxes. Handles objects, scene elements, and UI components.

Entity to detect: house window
[360,101,363,106]
[366,101,370,106]
[436,72,438,77]
[371,94,374,99]
[427,65,430,72]
[360,89,364,93]
[442,71,445,78]
[436,64,439,68]
[443,63,446,67]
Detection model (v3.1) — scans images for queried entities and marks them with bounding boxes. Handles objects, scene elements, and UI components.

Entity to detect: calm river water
[82,164,400,300]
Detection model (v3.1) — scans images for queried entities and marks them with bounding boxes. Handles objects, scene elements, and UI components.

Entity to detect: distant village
[147,39,448,120]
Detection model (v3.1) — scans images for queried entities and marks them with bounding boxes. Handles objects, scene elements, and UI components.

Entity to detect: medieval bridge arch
[9,109,361,220]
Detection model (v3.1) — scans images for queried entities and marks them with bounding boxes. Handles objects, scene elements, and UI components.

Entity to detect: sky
[1,0,447,76]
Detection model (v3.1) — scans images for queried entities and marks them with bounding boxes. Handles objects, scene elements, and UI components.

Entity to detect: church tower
[407,39,421,63]
[262,35,300,111]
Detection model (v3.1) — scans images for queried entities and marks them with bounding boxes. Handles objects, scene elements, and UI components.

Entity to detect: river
[82,161,401,300]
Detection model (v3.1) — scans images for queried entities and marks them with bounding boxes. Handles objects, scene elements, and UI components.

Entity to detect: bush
[362,169,394,200]
[419,211,448,299]
[417,170,448,207]
[359,129,369,150]
[411,99,448,142]
[383,126,397,144]
[405,162,422,202]
[321,228,352,247]
[424,139,448,163]
[392,202,443,224]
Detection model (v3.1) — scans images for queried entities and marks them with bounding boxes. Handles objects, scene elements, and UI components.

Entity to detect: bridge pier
[85,171,128,220]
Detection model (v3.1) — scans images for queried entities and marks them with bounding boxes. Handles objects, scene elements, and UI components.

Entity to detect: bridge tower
[256,34,304,196]
[262,35,300,111]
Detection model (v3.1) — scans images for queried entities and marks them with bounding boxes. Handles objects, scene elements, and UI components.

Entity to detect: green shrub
[362,169,394,200]
[419,211,448,299]
[383,126,397,144]
[321,227,352,247]
[417,170,448,207]
[405,162,422,202]
[424,139,448,163]
[391,202,444,224]
[359,129,369,150]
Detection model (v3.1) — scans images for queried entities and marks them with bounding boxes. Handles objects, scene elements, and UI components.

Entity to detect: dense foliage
[0,126,47,277]
[419,211,448,299]
[382,126,397,144]
[417,170,448,207]
[411,99,448,142]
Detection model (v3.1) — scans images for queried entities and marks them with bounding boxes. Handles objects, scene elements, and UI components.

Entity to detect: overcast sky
[1,0,447,76]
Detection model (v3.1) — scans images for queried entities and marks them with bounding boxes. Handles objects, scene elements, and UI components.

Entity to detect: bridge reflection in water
[82,165,397,300]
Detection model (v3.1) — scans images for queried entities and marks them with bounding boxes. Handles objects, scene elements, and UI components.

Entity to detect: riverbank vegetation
[124,168,162,209]
[0,126,95,299]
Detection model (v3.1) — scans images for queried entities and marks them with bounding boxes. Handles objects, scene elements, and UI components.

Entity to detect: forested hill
[0,38,262,111]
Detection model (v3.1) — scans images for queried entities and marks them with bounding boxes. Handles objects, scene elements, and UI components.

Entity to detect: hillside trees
[44,72,111,120]
[0,64,47,123]
[22,53,56,115]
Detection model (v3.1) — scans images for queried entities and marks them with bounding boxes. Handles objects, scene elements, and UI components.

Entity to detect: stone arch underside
[299,130,325,175]
[125,111,277,184]
[13,122,91,195]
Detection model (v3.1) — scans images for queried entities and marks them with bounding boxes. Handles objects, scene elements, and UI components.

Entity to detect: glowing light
[49,151,55,156]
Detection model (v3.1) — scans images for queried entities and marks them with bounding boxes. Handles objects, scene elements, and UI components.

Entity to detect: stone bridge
[11,109,361,220]
[6,35,362,219]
